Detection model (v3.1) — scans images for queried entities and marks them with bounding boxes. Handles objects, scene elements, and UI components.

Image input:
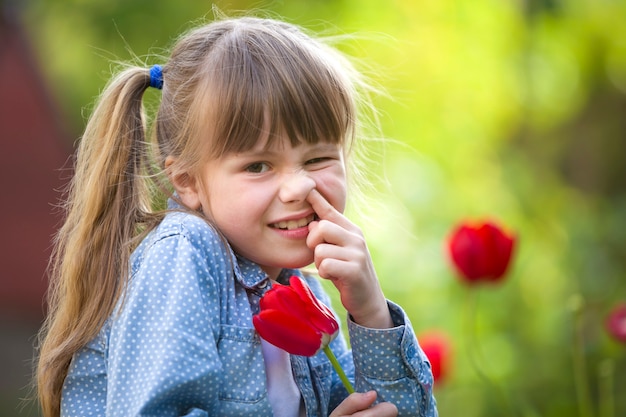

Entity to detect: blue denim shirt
[61,208,438,417]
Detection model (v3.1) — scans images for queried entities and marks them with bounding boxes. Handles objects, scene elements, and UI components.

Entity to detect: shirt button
[406,345,416,359]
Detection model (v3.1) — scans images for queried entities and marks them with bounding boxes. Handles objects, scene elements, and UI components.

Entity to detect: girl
[36,14,438,417]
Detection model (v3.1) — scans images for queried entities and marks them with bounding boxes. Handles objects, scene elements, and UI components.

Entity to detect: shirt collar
[166,196,301,290]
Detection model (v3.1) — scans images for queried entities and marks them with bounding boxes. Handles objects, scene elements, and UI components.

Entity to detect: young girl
[37,14,438,417]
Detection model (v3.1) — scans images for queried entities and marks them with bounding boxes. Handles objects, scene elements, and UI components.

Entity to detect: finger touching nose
[305,189,352,230]
[306,189,339,221]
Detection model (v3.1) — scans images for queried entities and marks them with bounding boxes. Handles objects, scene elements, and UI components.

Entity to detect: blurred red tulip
[447,219,516,284]
[253,276,339,356]
[419,331,452,384]
[605,303,626,343]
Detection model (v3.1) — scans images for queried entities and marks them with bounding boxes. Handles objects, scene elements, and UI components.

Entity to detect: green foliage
[20,0,626,416]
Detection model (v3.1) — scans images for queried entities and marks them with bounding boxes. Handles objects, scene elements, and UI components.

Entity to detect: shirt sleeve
[347,301,438,417]
[304,277,438,417]
[106,231,222,416]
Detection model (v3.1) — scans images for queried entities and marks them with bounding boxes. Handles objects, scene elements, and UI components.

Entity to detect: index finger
[306,189,346,225]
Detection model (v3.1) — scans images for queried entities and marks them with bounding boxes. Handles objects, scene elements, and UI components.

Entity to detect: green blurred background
[1,0,625,416]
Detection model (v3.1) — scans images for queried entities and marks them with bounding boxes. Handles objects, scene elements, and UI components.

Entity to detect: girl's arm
[306,189,392,329]
[346,301,438,416]
[305,190,438,417]
[107,229,225,416]
[307,277,437,417]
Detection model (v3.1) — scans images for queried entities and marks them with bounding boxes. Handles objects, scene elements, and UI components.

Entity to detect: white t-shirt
[260,339,306,417]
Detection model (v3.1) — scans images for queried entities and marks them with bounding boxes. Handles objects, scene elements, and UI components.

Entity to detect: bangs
[197,20,356,158]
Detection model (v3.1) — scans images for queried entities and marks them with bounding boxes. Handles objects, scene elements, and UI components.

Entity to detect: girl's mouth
[270,214,317,230]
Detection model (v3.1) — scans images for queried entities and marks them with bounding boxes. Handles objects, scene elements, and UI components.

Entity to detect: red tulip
[605,303,626,343]
[447,219,516,284]
[253,276,339,356]
[253,276,354,393]
[419,331,452,384]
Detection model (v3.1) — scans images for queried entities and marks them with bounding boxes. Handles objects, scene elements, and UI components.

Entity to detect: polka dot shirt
[60,207,438,416]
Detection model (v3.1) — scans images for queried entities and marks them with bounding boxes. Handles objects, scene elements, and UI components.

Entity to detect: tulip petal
[483,222,515,279]
[419,330,452,383]
[606,303,626,343]
[289,277,339,337]
[260,282,305,314]
[253,276,341,357]
[448,220,516,284]
[253,309,323,356]
[449,224,484,281]
[260,282,316,329]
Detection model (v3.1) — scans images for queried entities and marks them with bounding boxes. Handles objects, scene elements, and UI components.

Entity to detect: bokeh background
[1,0,625,416]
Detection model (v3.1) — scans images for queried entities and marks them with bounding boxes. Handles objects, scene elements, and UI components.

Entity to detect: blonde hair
[36,15,379,417]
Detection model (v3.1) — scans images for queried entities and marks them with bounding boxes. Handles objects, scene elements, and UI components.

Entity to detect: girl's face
[196,135,347,279]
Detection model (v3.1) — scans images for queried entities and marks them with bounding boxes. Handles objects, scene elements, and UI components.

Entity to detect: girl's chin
[272,257,314,271]
[258,253,315,274]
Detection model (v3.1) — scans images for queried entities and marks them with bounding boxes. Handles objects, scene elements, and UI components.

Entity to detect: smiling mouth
[271,214,316,230]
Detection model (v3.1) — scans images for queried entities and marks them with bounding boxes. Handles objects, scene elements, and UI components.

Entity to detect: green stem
[598,359,614,417]
[463,289,515,416]
[571,297,595,417]
[324,345,355,394]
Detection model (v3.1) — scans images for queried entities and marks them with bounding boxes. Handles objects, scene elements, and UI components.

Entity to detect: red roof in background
[0,9,72,319]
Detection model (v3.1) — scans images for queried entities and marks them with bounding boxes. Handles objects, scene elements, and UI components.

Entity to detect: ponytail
[37,66,157,417]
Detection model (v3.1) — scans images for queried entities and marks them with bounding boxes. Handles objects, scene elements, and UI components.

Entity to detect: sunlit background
[1,0,625,416]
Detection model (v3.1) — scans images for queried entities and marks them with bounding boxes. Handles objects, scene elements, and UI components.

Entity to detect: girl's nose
[279,171,316,204]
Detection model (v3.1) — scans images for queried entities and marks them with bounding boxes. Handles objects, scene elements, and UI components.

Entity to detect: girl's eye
[306,157,330,165]
[245,162,270,173]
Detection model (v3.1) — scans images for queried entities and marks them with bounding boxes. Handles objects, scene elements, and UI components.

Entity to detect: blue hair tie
[149,64,163,90]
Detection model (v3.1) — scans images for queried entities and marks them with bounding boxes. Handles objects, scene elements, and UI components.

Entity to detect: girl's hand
[306,189,393,329]
[329,391,398,417]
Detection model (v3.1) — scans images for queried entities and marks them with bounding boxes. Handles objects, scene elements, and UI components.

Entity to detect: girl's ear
[165,156,202,210]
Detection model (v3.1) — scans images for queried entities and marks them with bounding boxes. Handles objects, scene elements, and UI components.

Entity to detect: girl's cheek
[313,173,347,213]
